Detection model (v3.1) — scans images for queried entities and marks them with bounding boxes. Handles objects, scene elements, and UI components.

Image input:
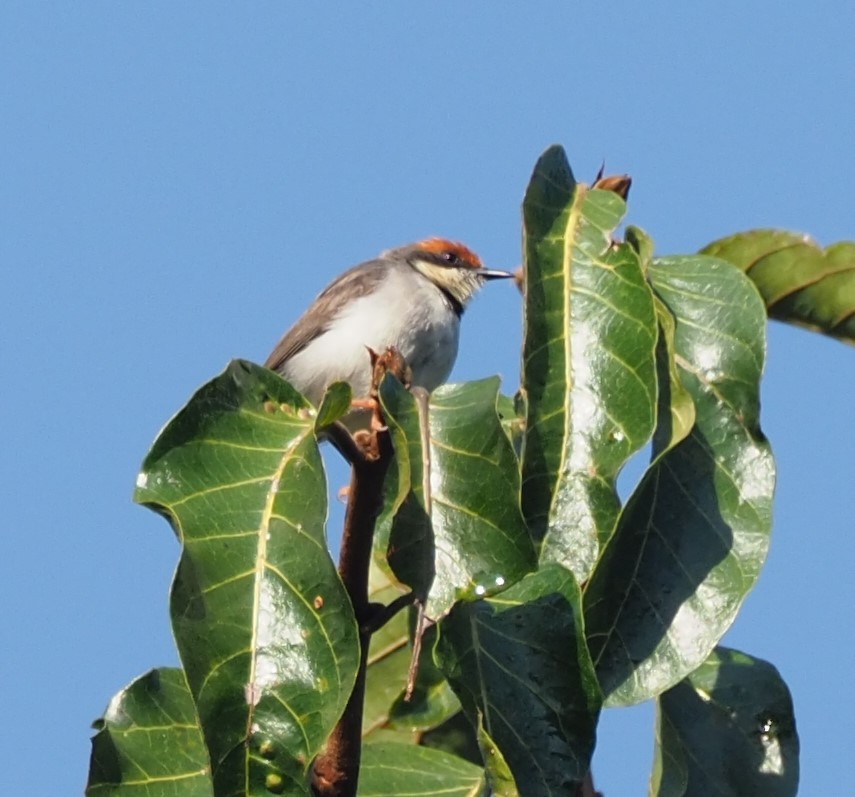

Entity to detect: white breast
[281,267,460,404]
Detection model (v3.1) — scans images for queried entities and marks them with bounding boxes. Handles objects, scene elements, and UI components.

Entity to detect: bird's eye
[441,251,461,266]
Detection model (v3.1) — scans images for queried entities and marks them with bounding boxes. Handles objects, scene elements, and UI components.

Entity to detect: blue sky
[2,3,853,794]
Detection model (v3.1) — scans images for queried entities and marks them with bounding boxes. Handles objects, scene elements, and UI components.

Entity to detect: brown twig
[404,602,430,702]
[312,429,392,797]
[363,591,417,634]
[313,348,410,797]
[323,421,368,466]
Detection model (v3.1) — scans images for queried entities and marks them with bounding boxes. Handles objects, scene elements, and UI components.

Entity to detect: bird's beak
[479,268,515,281]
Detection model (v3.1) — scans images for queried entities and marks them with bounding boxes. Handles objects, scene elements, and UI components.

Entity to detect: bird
[265,238,512,428]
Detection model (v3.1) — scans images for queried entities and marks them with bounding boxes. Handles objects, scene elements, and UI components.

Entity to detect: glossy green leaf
[585,257,774,705]
[701,229,855,345]
[427,378,536,618]
[314,380,352,429]
[381,376,535,620]
[436,564,601,795]
[651,647,799,797]
[626,228,697,455]
[87,668,212,797]
[520,145,658,581]
[135,360,359,796]
[370,378,526,737]
[358,743,486,796]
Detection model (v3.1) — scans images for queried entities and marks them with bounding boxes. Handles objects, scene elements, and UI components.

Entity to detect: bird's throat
[409,260,481,316]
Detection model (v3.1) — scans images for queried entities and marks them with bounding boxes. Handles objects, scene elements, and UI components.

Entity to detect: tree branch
[363,591,416,635]
[311,429,393,797]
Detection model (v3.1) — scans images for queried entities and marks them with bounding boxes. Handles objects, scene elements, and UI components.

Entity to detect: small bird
[265,238,512,426]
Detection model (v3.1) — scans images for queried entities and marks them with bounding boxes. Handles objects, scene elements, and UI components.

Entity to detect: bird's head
[390,237,513,313]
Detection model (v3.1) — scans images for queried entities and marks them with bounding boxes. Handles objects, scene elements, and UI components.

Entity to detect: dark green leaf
[363,562,413,741]
[520,145,658,580]
[626,224,656,270]
[314,381,352,429]
[87,669,212,797]
[701,229,855,345]
[585,257,774,705]
[420,712,483,766]
[386,622,462,732]
[436,564,601,796]
[376,375,434,598]
[650,709,688,797]
[358,743,486,796]
[652,647,799,797]
[135,360,359,796]
[363,563,460,740]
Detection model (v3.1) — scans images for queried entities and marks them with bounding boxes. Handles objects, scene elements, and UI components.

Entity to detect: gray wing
[264,258,388,372]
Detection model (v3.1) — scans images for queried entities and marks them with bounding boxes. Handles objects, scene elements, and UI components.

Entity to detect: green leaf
[477,723,519,797]
[627,228,695,453]
[652,647,799,797]
[701,229,855,345]
[87,668,212,797]
[436,564,601,795]
[358,743,486,796]
[496,392,525,457]
[362,562,460,740]
[135,360,359,796]
[520,145,658,581]
[386,622,462,733]
[585,257,774,705]
[363,562,414,741]
[652,296,696,454]
[376,375,434,598]
[314,380,353,429]
[626,224,656,270]
[649,710,688,797]
[420,712,483,766]
[427,378,536,618]
[380,376,535,620]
